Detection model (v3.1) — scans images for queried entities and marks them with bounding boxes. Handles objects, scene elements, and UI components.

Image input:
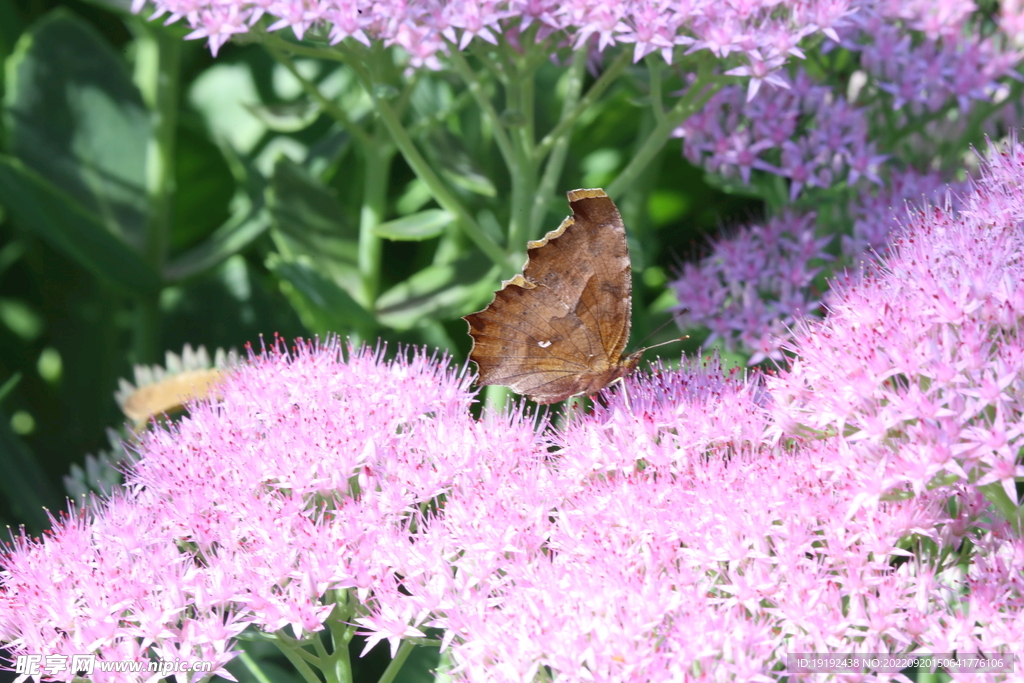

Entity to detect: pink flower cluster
[674,0,1024,203]
[138,0,855,69]
[769,139,1024,509]
[2,137,1024,682]
[842,167,962,259]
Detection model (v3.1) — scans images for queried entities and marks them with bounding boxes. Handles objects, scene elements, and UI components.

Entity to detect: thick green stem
[507,150,536,251]
[131,22,180,362]
[359,144,393,310]
[505,44,541,250]
[448,44,538,250]
[273,630,330,683]
[483,384,510,413]
[646,54,666,127]
[376,640,416,683]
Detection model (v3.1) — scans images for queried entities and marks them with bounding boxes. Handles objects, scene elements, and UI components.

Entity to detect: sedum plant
[1,0,1024,681]
[2,140,1024,680]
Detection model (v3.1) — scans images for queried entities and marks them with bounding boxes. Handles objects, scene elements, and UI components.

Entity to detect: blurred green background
[0,0,761,534]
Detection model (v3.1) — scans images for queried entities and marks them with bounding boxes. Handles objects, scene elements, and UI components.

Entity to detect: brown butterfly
[464,188,647,404]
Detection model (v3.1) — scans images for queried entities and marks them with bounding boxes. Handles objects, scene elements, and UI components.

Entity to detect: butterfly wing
[464,189,633,404]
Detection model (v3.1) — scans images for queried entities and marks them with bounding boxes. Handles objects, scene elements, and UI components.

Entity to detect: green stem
[646,54,666,127]
[450,40,538,253]
[392,69,421,120]
[131,22,180,362]
[273,630,329,683]
[468,38,509,85]
[505,43,541,249]
[507,151,535,250]
[529,46,588,236]
[266,43,373,148]
[359,144,393,311]
[606,62,727,199]
[483,384,509,413]
[264,35,512,271]
[236,650,276,683]
[520,61,536,152]
[948,76,1024,167]
[338,45,512,271]
[133,23,179,270]
[376,640,415,683]
[533,50,631,162]
[446,46,515,171]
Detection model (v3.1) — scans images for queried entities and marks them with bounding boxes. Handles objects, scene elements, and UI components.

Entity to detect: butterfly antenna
[638,335,690,354]
[633,308,690,354]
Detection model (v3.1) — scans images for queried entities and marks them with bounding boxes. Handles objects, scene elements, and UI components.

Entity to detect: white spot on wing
[538,340,552,348]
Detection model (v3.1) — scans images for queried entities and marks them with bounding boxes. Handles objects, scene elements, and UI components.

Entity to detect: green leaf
[395,177,433,215]
[163,131,274,281]
[410,75,455,118]
[269,157,362,298]
[425,129,497,198]
[979,481,1024,534]
[267,253,376,339]
[164,201,272,283]
[376,256,498,331]
[0,0,25,68]
[245,100,321,133]
[4,10,151,244]
[392,641,442,683]
[269,157,357,244]
[307,127,352,180]
[0,372,22,404]
[0,408,58,532]
[188,61,266,155]
[373,209,453,241]
[80,0,132,14]
[169,126,236,250]
[0,157,162,296]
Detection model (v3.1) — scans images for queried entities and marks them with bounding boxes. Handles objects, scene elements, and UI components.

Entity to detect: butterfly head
[621,349,645,375]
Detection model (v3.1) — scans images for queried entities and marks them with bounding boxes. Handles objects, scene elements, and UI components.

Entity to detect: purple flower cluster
[848,6,1023,115]
[675,71,884,200]
[2,137,1024,681]
[670,211,833,364]
[666,1,1023,365]
[674,0,1024,203]
[138,0,855,69]
[671,168,958,364]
